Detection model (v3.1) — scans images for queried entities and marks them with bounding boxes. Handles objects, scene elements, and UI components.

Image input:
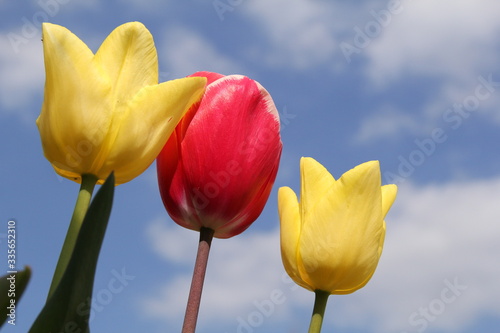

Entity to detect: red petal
[179,75,282,236]
[157,74,282,238]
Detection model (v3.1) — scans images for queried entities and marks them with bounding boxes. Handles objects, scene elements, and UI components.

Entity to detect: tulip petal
[278,186,313,290]
[215,156,281,238]
[38,23,111,179]
[94,22,158,103]
[377,221,386,258]
[332,184,390,294]
[103,77,206,185]
[381,184,398,218]
[298,160,384,293]
[179,75,282,237]
[328,161,385,293]
[299,157,336,223]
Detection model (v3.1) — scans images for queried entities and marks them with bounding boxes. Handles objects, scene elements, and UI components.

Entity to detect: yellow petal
[335,161,382,240]
[336,219,387,294]
[278,186,311,290]
[297,157,339,290]
[102,76,207,185]
[300,157,336,222]
[329,161,385,293]
[381,184,398,218]
[377,221,386,258]
[94,22,158,104]
[298,160,384,293]
[37,23,112,178]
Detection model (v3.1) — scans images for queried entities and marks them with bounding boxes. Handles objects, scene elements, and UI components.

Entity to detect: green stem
[308,290,330,333]
[181,227,215,333]
[47,173,98,299]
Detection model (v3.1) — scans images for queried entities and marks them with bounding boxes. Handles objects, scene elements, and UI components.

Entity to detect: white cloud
[143,176,500,332]
[242,0,341,70]
[365,0,500,86]
[146,217,198,264]
[120,0,170,11]
[343,0,500,138]
[159,26,244,79]
[435,74,500,125]
[401,72,500,131]
[142,219,298,330]
[353,105,420,143]
[0,34,44,122]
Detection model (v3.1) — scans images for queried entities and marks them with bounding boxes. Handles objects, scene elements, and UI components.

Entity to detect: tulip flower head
[37,22,206,185]
[157,71,282,238]
[279,157,397,295]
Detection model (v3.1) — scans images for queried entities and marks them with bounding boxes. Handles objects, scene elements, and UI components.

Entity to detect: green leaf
[29,172,115,333]
[0,266,32,328]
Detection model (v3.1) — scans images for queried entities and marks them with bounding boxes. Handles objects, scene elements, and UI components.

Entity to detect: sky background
[1,0,500,332]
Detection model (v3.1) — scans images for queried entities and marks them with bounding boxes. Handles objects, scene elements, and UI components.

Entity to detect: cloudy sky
[1,0,500,332]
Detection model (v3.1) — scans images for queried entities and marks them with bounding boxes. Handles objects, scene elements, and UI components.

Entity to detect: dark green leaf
[29,172,115,333]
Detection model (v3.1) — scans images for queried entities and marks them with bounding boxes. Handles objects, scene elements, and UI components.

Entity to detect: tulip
[278,157,397,333]
[37,22,206,185]
[157,71,282,239]
[36,22,206,301]
[157,71,282,333]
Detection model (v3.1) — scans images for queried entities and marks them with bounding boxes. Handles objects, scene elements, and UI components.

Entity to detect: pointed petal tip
[112,21,149,34]
[300,156,319,169]
[41,21,51,30]
[383,183,398,193]
[123,21,146,28]
[300,157,332,181]
[354,160,380,172]
[41,22,69,40]
[278,186,298,203]
[381,184,398,217]
[342,160,381,181]
[42,22,59,31]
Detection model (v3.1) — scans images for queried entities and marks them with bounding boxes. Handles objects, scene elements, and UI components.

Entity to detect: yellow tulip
[278,157,397,295]
[37,22,206,185]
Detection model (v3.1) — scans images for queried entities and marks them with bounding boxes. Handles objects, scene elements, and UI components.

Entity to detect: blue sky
[1,0,500,332]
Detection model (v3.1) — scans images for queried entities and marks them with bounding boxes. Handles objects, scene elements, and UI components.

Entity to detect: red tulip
[157,71,282,238]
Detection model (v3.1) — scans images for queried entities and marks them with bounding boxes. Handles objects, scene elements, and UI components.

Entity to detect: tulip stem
[308,290,330,333]
[182,227,215,333]
[47,173,98,300]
